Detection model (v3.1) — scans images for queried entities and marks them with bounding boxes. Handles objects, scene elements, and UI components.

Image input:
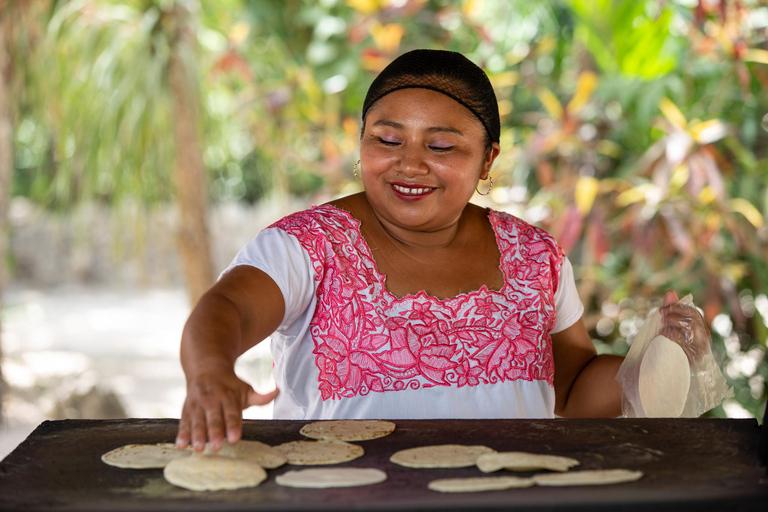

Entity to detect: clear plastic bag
[615,294,733,418]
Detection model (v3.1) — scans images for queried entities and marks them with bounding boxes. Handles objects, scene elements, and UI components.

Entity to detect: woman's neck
[363,196,468,251]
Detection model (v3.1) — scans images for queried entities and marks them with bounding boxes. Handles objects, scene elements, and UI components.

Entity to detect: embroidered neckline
[314,203,509,304]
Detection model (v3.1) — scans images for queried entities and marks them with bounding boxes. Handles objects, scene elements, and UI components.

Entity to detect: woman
[175,49,706,452]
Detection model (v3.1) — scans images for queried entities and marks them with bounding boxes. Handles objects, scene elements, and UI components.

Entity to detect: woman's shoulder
[487,207,562,253]
[269,197,359,234]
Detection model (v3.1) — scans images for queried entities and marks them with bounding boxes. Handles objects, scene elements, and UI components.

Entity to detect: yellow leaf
[616,184,653,207]
[596,140,622,158]
[346,0,384,14]
[574,176,599,216]
[370,22,405,54]
[566,71,597,116]
[726,263,748,282]
[229,22,250,46]
[730,198,764,229]
[690,119,727,144]
[537,35,556,55]
[670,163,689,191]
[699,186,716,205]
[462,0,483,19]
[537,88,563,121]
[659,98,688,130]
[705,212,720,230]
[342,116,359,139]
[489,71,519,89]
[498,99,513,117]
[743,48,768,65]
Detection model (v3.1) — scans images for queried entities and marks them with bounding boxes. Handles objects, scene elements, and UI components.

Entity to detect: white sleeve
[550,256,584,334]
[219,227,317,329]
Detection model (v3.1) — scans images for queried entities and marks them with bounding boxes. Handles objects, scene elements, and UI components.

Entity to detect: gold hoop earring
[353,160,361,179]
[476,175,493,196]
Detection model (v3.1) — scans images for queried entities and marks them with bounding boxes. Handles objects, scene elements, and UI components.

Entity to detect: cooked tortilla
[428,476,534,493]
[476,452,580,473]
[163,455,267,491]
[203,440,286,469]
[101,443,191,469]
[390,444,496,468]
[299,419,396,442]
[273,439,364,465]
[533,469,644,486]
[275,468,387,488]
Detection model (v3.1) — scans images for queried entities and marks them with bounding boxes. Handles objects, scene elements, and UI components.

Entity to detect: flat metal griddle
[0,418,766,511]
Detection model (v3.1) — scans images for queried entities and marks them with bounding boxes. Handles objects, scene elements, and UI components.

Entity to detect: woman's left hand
[659,290,710,364]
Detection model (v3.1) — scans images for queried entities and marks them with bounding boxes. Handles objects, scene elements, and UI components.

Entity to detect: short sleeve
[220,227,317,329]
[550,256,584,334]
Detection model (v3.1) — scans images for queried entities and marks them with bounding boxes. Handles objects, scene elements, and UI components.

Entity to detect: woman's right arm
[175,265,285,452]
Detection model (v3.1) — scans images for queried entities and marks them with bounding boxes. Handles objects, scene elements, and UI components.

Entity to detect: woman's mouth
[391,184,436,198]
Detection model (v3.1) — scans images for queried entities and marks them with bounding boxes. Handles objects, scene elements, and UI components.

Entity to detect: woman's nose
[397,145,428,176]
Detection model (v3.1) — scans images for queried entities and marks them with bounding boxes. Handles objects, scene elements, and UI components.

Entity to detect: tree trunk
[0,11,14,425]
[167,3,214,307]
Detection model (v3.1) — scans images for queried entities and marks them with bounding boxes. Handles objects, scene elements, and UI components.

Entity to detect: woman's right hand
[175,367,278,452]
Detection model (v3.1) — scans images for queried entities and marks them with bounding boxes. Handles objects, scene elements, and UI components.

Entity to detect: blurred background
[0,0,766,459]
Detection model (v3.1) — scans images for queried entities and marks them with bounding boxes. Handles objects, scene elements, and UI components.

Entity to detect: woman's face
[360,88,500,234]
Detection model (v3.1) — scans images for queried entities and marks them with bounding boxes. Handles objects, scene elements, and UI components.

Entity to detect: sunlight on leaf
[742,48,768,65]
[596,140,622,158]
[699,186,717,205]
[566,71,597,116]
[574,175,599,216]
[462,0,482,19]
[670,164,689,191]
[228,21,250,46]
[690,119,728,145]
[659,97,688,130]
[346,0,386,15]
[537,88,563,121]
[369,22,405,54]
[616,183,655,207]
[730,198,764,229]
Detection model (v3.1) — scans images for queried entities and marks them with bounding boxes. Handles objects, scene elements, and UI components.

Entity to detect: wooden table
[0,418,766,511]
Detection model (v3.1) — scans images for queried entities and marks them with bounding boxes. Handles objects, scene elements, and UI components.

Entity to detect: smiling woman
[174,49,710,454]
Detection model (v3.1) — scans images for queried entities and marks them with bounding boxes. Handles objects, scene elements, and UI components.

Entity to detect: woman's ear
[481,142,501,179]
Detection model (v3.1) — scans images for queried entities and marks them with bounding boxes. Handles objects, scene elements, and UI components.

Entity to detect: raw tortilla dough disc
[639,335,691,417]
[101,443,191,469]
[477,452,580,473]
[275,468,387,488]
[273,439,364,465]
[533,469,644,486]
[203,440,286,469]
[299,419,396,442]
[389,444,496,468]
[428,476,534,493]
[163,455,267,491]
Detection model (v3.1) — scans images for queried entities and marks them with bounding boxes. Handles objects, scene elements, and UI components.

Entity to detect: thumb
[664,289,680,307]
[245,387,279,408]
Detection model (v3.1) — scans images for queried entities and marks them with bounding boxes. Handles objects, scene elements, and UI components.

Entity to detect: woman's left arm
[551,319,624,418]
[553,290,708,418]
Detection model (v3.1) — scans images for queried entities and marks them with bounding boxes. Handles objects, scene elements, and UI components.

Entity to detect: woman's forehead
[365,88,482,131]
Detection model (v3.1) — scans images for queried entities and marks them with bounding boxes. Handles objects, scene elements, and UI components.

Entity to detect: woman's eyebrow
[371,119,465,136]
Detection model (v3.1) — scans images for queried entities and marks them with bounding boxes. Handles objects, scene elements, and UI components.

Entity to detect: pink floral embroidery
[271,206,563,401]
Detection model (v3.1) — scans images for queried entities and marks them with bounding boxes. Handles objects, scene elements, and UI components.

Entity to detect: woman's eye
[377,137,400,146]
[429,144,454,152]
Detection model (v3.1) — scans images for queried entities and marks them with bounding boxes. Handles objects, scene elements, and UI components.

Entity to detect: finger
[176,408,192,449]
[246,387,279,407]
[204,404,227,452]
[190,406,208,453]
[664,290,680,306]
[222,393,243,444]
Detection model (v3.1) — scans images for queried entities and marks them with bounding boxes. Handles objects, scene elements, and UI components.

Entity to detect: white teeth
[393,185,432,195]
